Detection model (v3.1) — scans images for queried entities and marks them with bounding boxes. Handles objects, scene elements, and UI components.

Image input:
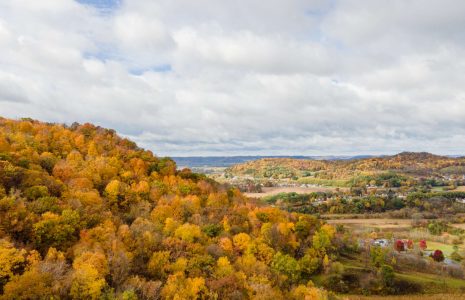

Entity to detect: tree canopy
[0,117,339,299]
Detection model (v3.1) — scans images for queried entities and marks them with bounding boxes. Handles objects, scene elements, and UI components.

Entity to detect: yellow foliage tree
[70,261,106,300]
[148,251,170,279]
[161,272,207,300]
[174,223,202,243]
[73,251,109,277]
[0,240,26,282]
[215,256,234,278]
[219,237,233,254]
[290,284,329,300]
[233,233,251,252]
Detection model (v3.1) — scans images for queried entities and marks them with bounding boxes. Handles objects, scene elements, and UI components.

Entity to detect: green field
[296,177,349,187]
[347,295,465,300]
[426,241,463,257]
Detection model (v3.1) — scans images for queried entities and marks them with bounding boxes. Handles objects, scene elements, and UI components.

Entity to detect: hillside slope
[226,152,465,181]
[0,117,337,299]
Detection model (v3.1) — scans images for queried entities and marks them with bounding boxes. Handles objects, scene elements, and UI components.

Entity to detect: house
[373,239,389,247]
[456,198,465,204]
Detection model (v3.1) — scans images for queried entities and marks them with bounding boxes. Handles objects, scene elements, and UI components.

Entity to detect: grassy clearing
[394,272,465,295]
[341,262,465,293]
[332,259,465,297]
[296,177,349,187]
[345,295,465,300]
[425,241,463,256]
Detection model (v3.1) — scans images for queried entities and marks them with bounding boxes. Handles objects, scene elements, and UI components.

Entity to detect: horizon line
[170,152,465,158]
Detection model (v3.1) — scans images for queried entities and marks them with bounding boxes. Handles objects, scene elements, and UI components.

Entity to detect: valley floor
[243,185,344,198]
[346,295,465,300]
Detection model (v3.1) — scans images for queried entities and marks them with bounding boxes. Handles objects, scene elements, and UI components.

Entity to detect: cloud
[113,12,174,67]
[0,74,30,103]
[0,0,464,156]
[172,29,336,75]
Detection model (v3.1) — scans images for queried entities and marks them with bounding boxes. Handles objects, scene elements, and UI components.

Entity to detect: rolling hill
[225,152,465,184]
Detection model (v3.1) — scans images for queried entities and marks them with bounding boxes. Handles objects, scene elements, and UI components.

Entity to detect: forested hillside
[0,117,341,299]
[226,153,465,183]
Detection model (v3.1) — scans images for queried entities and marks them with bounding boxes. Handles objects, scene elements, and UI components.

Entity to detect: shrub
[428,221,447,236]
[450,251,462,262]
[324,273,348,293]
[380,265,394,288]
[202,224,222,237]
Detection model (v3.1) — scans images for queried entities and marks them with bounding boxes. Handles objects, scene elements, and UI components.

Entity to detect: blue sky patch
[77,0,120,11]
[130,65,173,75]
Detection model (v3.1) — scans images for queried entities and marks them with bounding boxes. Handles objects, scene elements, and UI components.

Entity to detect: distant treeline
[264,191,465,215]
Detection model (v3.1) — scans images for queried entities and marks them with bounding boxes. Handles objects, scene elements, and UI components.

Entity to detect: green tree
[271,252,300,284]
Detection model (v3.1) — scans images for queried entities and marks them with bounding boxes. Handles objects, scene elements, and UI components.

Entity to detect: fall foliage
[0,117,339,299]
[226,152,465,186]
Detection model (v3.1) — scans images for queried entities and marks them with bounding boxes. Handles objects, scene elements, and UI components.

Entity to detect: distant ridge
[173,152,465,168]
[172,155,376,168]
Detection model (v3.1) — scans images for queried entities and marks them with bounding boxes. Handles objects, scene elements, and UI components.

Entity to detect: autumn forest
[0,117,343,299]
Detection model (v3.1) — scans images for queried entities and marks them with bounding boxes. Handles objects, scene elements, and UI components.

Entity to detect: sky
[0,0,465,156]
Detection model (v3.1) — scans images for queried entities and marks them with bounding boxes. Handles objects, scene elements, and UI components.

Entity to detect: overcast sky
[1,1,465,156]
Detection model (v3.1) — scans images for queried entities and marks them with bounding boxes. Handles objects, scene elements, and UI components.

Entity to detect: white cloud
[114,12,174,67]
[0,20,12,44]
[172,29,336,75]
[0,0,464,156]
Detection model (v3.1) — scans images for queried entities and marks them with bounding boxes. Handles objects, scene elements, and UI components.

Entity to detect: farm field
[450,223,465,230]
[326,218,412,229]
[243,185,345,198]
[432,185,465,192]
